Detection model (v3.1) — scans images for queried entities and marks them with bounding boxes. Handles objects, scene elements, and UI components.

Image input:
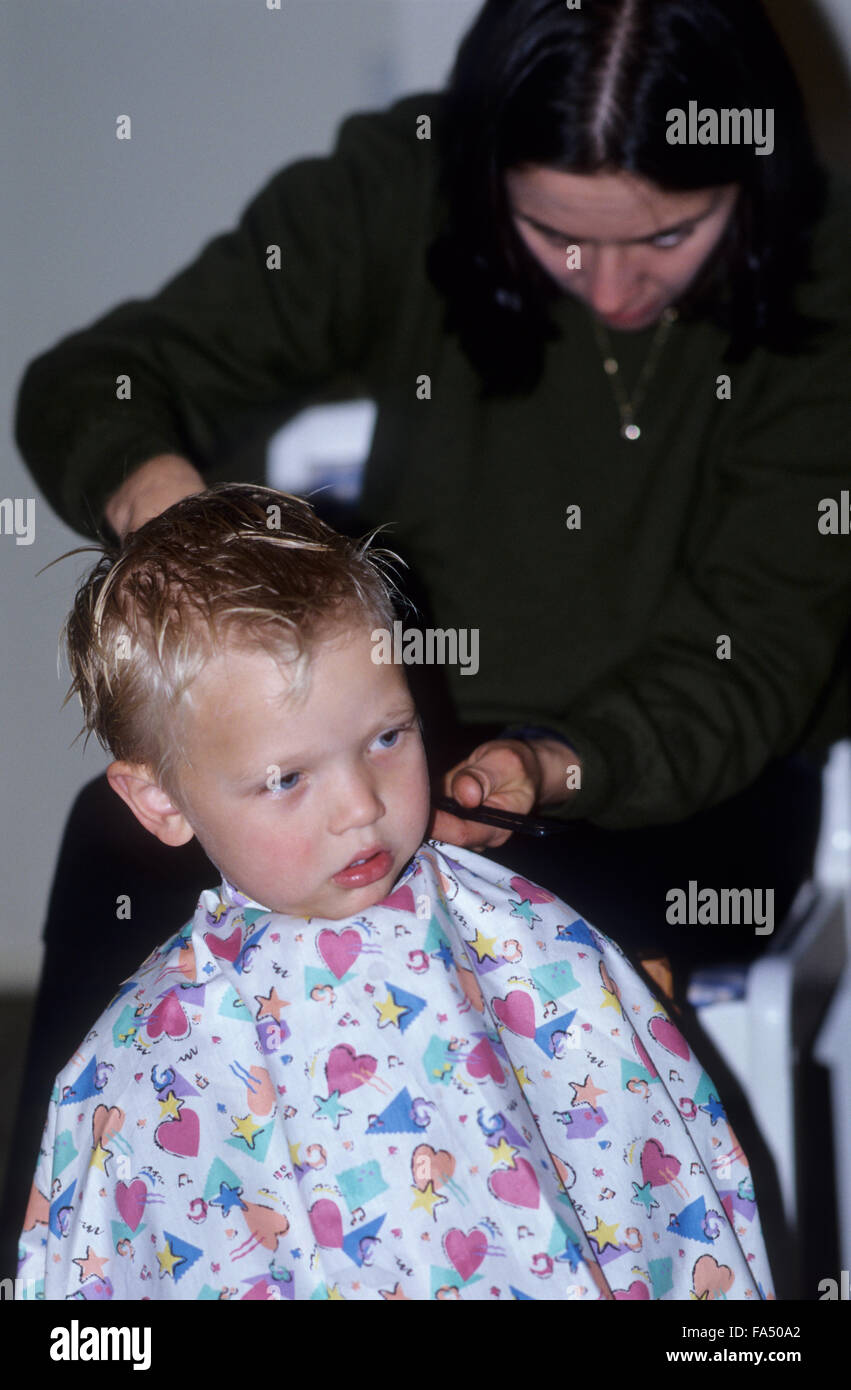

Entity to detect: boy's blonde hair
[61,484,404,804]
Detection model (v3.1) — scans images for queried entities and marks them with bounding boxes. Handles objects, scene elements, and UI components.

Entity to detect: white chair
[690,739,850,1294]
[266,398,376,504]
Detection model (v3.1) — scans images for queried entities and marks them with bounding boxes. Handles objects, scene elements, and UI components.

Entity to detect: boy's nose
[329,773,385,833]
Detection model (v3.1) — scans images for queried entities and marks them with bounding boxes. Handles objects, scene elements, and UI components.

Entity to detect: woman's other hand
[104,454,206,539]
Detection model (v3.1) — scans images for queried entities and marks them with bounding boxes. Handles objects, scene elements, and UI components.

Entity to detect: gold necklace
[592,306,678,440]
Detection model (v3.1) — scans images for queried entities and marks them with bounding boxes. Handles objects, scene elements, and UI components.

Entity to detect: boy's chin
[229,841,425,919]
[306,864,418,921]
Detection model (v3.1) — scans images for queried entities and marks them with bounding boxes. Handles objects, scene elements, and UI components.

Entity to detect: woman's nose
[581,245,637,317]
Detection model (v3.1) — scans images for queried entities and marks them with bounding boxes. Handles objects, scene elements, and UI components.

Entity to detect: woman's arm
[14,95,434,539]
[436,181,851,838]
[558,318,851,828]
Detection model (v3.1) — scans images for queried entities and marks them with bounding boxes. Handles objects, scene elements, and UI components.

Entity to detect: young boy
[18,485,773,1301]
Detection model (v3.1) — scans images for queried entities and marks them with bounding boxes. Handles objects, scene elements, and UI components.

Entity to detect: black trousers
[0,752,823,1280]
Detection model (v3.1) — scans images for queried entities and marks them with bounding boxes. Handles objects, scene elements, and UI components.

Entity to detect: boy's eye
[374,727,401,749]
[266,771,301,794]
[372,718,416,751]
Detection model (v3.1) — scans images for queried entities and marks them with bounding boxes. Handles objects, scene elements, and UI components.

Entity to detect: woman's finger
[427,806,511,851]
[448,767,491,806]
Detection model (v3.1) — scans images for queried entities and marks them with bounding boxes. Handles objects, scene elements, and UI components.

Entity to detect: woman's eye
[652,230,687,249]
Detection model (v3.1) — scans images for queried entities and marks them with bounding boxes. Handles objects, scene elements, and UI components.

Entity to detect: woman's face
[505,166,739,331]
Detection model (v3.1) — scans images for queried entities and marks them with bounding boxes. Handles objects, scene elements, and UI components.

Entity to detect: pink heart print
[115,1179,147,1232]
[317,928,362,980]
[154,1107,200,1158]
[444,1227,488,1281]
[325,1043,377,1095]
[144,990,190,1042]
[614,1280,651,1300]
[509,876,554,904]
[378,884,417,914]
[465,1036,506,1084]
[648,1014,691,1061]
[640,1138,681,1188]
[492,990,537,1039]
[488,1157,540,1209]
[204,927,243,963]
[631,1034,659,1079]
[309,1198,343,1249]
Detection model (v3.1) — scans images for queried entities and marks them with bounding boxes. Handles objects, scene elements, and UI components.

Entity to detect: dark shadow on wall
[765,0,851,172]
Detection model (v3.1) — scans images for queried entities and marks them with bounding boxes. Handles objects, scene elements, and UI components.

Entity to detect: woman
[7,0,849,1283]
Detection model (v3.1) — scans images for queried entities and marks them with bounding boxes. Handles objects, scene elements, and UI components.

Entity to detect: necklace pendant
[621,422,641,441]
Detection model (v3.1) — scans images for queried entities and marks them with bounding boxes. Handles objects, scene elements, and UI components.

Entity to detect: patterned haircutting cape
[19,840,773,1301]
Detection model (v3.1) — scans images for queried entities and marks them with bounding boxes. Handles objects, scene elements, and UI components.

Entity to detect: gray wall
[1,0,848,992]
[1,0,479,991]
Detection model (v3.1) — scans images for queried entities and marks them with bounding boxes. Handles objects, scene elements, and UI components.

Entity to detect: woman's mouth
[599,299,661,329]
[332,846,394,888]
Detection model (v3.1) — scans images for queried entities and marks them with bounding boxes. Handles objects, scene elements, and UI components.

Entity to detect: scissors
[432,795,570,838]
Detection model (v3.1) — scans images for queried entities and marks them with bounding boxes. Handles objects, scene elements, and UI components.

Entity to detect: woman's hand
[428,736,577,850]
[104,454,206,539]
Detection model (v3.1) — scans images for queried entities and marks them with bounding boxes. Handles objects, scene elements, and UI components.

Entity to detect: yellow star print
[468,928,498,962]
[489,1137,518,1167]
[512,1065,533,1090]
[156,1238,184,1278]
[588,1216,620,1252]
[89,1141,112,1173]
[410,1182,448,1218]
[326,1284,345,1300]
[374,991,408,1028]
[157,1090,183,1122]
[231,1113,263,1148]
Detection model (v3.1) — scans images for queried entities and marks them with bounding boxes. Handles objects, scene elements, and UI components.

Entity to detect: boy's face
[169,617,431,919]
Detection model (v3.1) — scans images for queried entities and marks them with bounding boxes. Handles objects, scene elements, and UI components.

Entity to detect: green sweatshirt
[15,92,851,829]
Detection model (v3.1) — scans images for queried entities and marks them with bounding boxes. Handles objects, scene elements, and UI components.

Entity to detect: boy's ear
[107,761,195,847]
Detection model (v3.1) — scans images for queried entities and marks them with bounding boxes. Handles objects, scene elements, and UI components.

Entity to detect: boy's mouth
[333,845,393,888]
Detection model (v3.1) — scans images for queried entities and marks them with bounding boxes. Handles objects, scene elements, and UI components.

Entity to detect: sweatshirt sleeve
[545,188,851,829]
[14,95,433,539]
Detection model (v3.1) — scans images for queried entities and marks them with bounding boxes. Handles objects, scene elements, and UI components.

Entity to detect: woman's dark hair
[426,0,827,393]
